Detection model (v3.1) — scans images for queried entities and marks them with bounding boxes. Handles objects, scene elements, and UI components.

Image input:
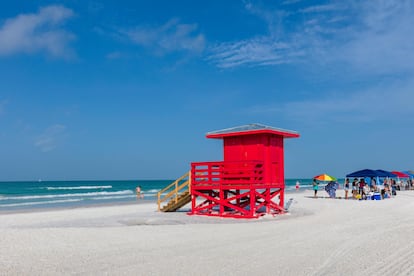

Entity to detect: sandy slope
[1,190,414,275]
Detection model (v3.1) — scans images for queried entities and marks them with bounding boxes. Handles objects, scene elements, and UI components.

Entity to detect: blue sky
[1,0,413,181]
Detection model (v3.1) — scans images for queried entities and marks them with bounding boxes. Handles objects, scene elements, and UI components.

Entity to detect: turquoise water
[0,180,170,211]
[0,179,337,211]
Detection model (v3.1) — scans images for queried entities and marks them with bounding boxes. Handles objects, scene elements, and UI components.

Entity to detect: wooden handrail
[157,171,191,211]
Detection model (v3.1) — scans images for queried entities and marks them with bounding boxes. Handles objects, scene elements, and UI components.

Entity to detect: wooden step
[161,192,191,212]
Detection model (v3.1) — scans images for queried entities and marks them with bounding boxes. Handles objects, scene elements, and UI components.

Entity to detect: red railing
[191,161,264,188]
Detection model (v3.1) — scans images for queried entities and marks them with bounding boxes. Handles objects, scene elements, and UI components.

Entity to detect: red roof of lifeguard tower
[206,123,300,139]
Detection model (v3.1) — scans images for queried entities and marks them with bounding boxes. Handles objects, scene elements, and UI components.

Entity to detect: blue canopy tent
[346,169,388,178]
[374,170,397,189]
[403,171,414,190]
[402,171,414,178]
[375,170,397,177]
[346,169,392,191]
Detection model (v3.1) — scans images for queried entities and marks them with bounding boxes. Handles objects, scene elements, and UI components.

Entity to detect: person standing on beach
[344,178,350,199]
[136,185,143,199]
[352,178,358,198]
[313,179,319,198]
[295,181,300,191]
[358,178,365,196]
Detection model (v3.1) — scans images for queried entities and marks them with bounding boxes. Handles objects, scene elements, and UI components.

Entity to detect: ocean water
[0,178,335,212]
[0,180,170,212]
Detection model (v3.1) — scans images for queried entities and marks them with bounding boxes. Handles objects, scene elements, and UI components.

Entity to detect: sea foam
[0,199,83,207]
[0,190,134,201]
[90,195,136,200]
[43,185,112,190]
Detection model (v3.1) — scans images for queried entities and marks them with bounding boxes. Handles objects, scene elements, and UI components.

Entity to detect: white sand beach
[1,189,414,275]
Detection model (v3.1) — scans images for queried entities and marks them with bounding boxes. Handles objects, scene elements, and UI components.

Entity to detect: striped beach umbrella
[313,174,337,181]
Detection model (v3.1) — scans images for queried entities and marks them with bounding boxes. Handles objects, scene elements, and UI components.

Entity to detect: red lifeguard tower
[190,123,299,218]
[157,123,299,219]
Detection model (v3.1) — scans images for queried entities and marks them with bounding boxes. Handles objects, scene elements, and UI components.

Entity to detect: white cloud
[122,18,205,55]
[300,4,343,13]
[34,124,67,152]
[0,5,75,58]
[208,38,304,68]
[335,1,414,75]
[208,0,414,76]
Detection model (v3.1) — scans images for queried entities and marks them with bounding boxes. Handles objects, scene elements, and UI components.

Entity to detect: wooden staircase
[157,171,191,212]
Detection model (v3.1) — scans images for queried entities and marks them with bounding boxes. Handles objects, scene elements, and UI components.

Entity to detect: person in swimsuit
[344,178,350,199]
[136,185,143,199]
[313,179,319,198]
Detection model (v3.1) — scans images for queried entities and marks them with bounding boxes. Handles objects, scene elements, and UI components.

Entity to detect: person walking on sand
[344,178,350,199]
[313,179,319,198]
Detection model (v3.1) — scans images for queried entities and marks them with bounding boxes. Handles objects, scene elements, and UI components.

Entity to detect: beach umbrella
[391,171,410,187]
[391,171,410,178]
[313,174,337,181]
